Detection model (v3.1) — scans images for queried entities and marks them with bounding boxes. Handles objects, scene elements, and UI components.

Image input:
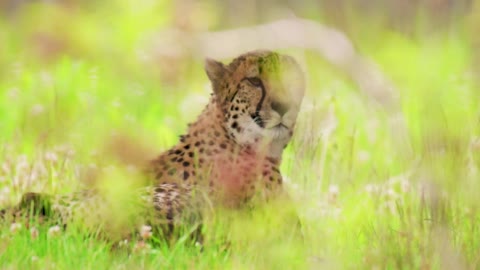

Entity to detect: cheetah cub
[2,50,305,239]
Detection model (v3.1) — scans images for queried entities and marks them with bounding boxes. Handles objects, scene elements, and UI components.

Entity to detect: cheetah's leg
[139,183,204,245]
[0,192,55,224]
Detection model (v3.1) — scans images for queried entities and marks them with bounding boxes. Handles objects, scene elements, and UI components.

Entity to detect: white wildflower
[29,170,38,182]
[127,83,145,96]
[30,227,39,239]
[318,105,337,138]
[1,162,11,175]
[327,184,339,204]
[118,239,129,247]
[365,184,376,194]
[126,165,137,173]
[328,184,339,195]
[357,150,371,163]
[40,71,53,86]
[0,194,6,205]
[44,151,58,162]
[124,114,136,123]
[400,179,411,193]
[1,186,11,195]
[332,207,342,219]
[48,225,61,237]
[10,223,22,234]
[55,145,75,158]
[16,155,29,172]
[111,98,121,108]
[383,201,397,214]
[471,137,480,151]
[140,225,152,240]
[133,240,151,252]
[30,104,45,115]
[33,161,48,177]
[7,88,19,99]
[385,188,397,199]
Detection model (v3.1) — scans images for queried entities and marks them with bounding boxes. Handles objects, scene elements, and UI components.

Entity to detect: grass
[1,1,479,269]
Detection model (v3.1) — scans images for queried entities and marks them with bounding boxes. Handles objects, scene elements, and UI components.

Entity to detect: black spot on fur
[183,171,190,180]
[155,186,166,193]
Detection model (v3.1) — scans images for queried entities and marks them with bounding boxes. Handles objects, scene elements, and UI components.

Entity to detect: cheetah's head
[205,50,305,158]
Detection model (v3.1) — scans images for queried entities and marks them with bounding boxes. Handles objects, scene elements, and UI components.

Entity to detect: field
[1,1,479,269]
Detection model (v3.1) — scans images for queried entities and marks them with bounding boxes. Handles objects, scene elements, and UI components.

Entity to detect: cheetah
[1,50,305,240]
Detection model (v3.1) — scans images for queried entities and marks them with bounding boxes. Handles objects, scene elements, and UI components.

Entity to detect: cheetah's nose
[271,100,289,117]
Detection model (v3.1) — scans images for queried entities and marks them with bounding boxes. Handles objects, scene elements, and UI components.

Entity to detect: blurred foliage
[0,0,479,269]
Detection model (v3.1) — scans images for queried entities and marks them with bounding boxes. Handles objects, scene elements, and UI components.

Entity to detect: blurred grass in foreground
[1,1,480,269]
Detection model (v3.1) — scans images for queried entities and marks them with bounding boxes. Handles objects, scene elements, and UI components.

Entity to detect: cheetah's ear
[205,58,227,84]
[205,58,231,101]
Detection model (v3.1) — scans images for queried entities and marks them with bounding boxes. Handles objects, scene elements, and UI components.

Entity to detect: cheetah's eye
[246,77,263,87]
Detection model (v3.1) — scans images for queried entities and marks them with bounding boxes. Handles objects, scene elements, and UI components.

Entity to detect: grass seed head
[10,223,22,234]
[140,225,152,240]
[48,225,61,237]
[30,227,39,239]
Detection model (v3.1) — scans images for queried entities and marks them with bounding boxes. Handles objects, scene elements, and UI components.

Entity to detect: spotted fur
[1,50,305,238]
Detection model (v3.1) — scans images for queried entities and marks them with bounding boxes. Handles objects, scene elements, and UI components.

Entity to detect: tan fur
[2,50,305,237]
[149,51,304,212]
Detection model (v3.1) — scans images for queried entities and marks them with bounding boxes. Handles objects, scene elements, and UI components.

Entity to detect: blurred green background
[0,0,480,269]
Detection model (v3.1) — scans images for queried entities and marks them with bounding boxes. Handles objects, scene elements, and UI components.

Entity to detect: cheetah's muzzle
[2,50,306,242]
